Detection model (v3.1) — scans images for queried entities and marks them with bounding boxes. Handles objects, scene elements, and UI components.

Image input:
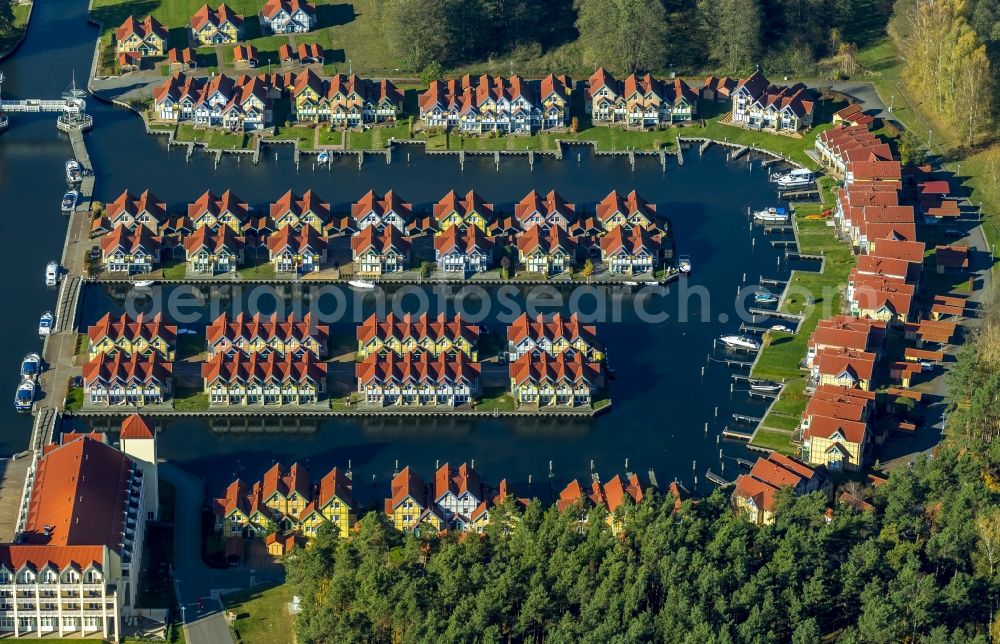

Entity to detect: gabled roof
[120,413,154,440]
[191,3,244,31]
[351,190,412,223]
[262,0,315,20]
[206,311,328,350]
[21,434,135,554]
[386,467,425,514]
[433,190,494,225]
[600,225,660,255]
[87,311,177,347]
[507,312,601,350]
[433,225,494,255]
[99,224,161,256]
[201,352,327,384]
[357,352,482,386]
[182,224,245,254]
[513,190,575,225]
[262,462,311,501]
[595,190,656,224]
[350,225,410,255]
[516,224,577,256]
[603,473,644,513]
[357,312,479,347]
[115,14,167,43]
[509,351,601,386]
[813,346,876,382]
[266,224,327,255]
[434,462,481,503]
[318,467,355,512]
[187,189,249,224]
[83,353,172,387]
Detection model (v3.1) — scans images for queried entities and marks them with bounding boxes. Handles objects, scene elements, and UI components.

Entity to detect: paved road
[160,462,285,644]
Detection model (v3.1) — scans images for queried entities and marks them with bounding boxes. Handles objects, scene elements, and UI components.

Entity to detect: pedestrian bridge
[0,73,92,132]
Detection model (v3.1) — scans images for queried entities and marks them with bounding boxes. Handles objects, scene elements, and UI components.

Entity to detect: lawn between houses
[748,195,856,453]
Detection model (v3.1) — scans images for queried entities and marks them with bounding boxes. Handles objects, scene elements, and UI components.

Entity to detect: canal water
[1,0,804,503]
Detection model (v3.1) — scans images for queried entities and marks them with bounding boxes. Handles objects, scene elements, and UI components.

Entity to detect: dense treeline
[890,0,997,144]
[380,0,893,76]
[287,448,998,640]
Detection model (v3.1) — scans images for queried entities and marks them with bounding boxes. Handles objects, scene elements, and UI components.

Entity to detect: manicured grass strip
[225,583,296,644]
[750,428,796,454]
[478,389,516,412]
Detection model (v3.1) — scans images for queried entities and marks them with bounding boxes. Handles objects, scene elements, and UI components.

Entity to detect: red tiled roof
[803,414,868,445]
[87,311,177,348]
[120,413,154,440]
[115,14,166,43]
[350,225,410,255]
[813,347,876,382]
[507,312,600,349]
[206,311,328,352]
[182,224,245,254]
[266,224,327,255]
[595,190,656,225]
[187,189,249,225]
[318,467,354,511]
[516,224,577,256]
[868,238,926,263]
[357,352,481,386]
[600,225,660,255]
[433,224,494,255]
[357,312,479,347]
[433,190,494,225]
[168,47,196,64]
[99,224,161,256]
[190,3,243,31]
[509,351,600,386]
[434,463,481,502]
[351,190,412,223]
[513,189,575,226]
[83,352,172,387]
[386,466,425,514]
[22,434,135,554]
[201,351,327,384]
[262,0,315,20]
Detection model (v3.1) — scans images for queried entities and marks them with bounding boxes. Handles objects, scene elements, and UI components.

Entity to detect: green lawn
[0,4,31,59]
[66,387,84,412]
[270,125,316,150]
[346,122,412,150]
[226,583,296,644]
[161,260,187,280]
[750,204,855,445]
[477,388,516,412]
[751,428,796,454]
[237,261,276,279]
[174,387,209,412]
[175,124,251,150]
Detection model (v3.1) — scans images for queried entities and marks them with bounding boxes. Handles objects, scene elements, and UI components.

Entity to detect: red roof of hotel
[804,396,867,423]
[21,434,135,553]
[848,160,902,182]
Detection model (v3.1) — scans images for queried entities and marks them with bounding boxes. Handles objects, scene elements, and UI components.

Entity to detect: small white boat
[773,168,815,189]
[20,353,41,381]
[621,280,639,286]
[752,207,789,223]
[65,159,82,184]
[14,379,35,413]
[719,334,761,350]
[754,292,779,304]
[177,328,198,335]
[317,151,331,164]
[348,279,376,290]
[38,311,54,336]
[749,378,782,393]
[678,256,692,273]
[132,280,156,288]
[61,190,79,214]
[771,324,792,333]
[45,261,60,286]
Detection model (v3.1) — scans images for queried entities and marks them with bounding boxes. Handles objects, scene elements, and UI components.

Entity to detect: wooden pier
[748,308,804,321]
[721,427,755,441]
[779,187,819,199]
[759,277,787,287]
[770,239,797,248]
[729,146,749,160]
[732,414,761,424]
[705,469,734,487]
[785,251,824,261]
[709,356,754,369]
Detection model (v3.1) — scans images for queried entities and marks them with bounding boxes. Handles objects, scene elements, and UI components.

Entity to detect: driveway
[160,462,285,644]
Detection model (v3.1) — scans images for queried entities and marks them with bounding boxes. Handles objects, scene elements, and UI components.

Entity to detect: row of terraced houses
[79,309,608,410]
[214,461,660,554]
[92,188,671,277]
[150,64,813,134]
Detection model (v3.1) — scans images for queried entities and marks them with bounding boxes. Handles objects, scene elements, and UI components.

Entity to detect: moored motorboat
[621,280,639,286]
[65,159,82,184]
[678,255,692,273]
[754,291,779,304]
[45,261,60,286]
[719,334,761,350]
[348,279,376,290]
[14,379,35,413]
[317,151,331,164]
[748,378,782,393]
[773,168,815,189]
[771,324,792,333]
[752,206,789,223]
[61,189,79,214]
[38,311,54,336]
[132,280,156,288]
[20,353,41,381]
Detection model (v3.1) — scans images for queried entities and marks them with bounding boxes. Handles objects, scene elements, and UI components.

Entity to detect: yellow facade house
[318,467,357,538]
[433,190,495,234]
[87,312,177,361]
[356,313,480,361]
[190,3,244,46]
[114,15,167,56]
